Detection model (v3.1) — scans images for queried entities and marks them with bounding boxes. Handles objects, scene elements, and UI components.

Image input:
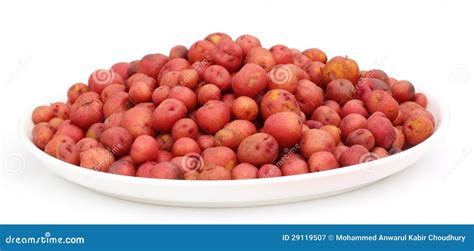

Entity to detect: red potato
[197,84,221,105]
[198,164,231,180]
[281,157,309,176]
[326,79,355,105]
[137,53,168,79]
[403,115,434,145]
[244,47,276,72]
[371,147,389,159]
[203,65,231,91]
[270,45,293,64]
[88,69,124,95]
[414,93,428,108]
[172,137,201,156]
[56,142,80,165]
[391,80,415,103]
[361,69,390,86]
[263,112,302,148]
[158,58,191,81]
[323,100,342,116]
[237,133,279,167]
[152,86,171,105]
[150,162,183,180]
[126,72,157,90]
[77,137,101,152]
[308,151,339,172]
[100,84,126,103]
[197,135,215,150]
[345,128,375,151]
[108,160,136,176]
[111,62,131,80]
[155,150,173,163]
[69,92,104,129]
[202,146,237,170]
[54,120,84,143]
[99,127,133,157]
[221,93,236,109]
[260,89,301,120]
[231,96,259,121]
[320,125,341,146]
[126,60,140,78]
[32,106,54,124]
[48,117,64,132]
[293,53,311,68]
[339,144,372,167]
[215,120,257,150]
[190,60,211,81]
[235,34,262,56]
[152,98,187,132]
[196,100,231,134]
[258,164,282,178]
[355,78,391,102]
[45,135,75,157]
[334,144,349,162]
[79,147,114,172]
[171,118,198,140]
[303,48,327,64]
[169,45,188,60]
[341,99,369,118]
[156,133,174,152]
[303,61,324,85]
[205,32,232,45]
[212,39,243,72]
[136,161,157,178]
[393,126,406,149]
[32,122,55,149]
[129,81,152,103]
[365,115,396,149]
[102,92,133,118]
[178,69,200,89]
[365,90,400,122]
[168,86,197,111]
[187,40,216,64]
[86,122,105,140]
[120,106,155,139]
[159,71,180,88]
[130,135,160,165]
[231,163,258,180]
[295,79,324,115]
[288,64,310,81]
[50,102,69,120]
[67,83,89,104]
[231,63,268,97]
[103,112,123,130]
[321,56,359,87]
[339,113,367,140]
[299,129,335,158]
[305,120,323,129]
[267,64,299,93]
[311,106,341,127]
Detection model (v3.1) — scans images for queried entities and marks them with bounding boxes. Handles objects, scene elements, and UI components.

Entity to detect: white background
[0,0,472,224]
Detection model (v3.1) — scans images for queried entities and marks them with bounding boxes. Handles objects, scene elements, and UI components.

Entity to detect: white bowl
[19,93,448,207]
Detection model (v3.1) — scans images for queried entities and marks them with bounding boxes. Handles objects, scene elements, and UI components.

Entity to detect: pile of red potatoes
[31,32,435,180]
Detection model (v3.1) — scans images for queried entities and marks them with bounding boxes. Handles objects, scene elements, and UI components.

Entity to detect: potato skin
[68,83,89,104]
[281,157,309,176]
[79,147,115,172]
[32,123,55,149]
[365,90,400,122]
[70,92,104,129]
[130,135,160,165]
[172,137,201,156]
[188,40,216,64]
[137,53,168,79]
[321,56,360,87]
[198,164,231,180]
[196,100,231,134]
[341,99,369,118]
[150,161,183,180]
[108,160,136,177]
[267,64,299,93]
[270,45,293,65]
[308,151,339,172]
[237,133,279,167]
[257,164,282,178]
[203,65,231,91]
[152,98,188,132]
[231,163,258,180]
[403,115,434,145]
[326,79,355,105]
[45,135,75,157]
[231,63,268,97]
[235,34,262,57]
[202,146,237,170]
[260,89,301,120]
[211,39,243,72]
[391,80,415,103]
[345,128,375,151]
[99,127,133,157]
[365,115,396,149]
[303,48,327,64]
[311,106,341,127]
[244,47,276,72]
[232,96,259,121]
[295,79,324,115]
[120,106,155,139]
[263,112,302,148]
[299,129,335,158]
[339,144,370,167]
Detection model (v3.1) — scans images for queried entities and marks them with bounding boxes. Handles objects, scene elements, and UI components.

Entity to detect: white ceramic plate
[19,93,448,207]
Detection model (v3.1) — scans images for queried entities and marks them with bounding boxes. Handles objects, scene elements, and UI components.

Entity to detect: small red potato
[371,147,389,159]
[355,77,391,102]
[187,40,216,64]
[99,127,133,157]
[169,45,188,60]
[79,147,115,172]
[231,63,268,97]
[305,120,323,129]
[326,79,355,105]
[48,117,64,132]
[215,120,257,150]
[232,96,259,121]
[267,64,299,93]
[159,71,180,88]
[158,58,191,81]
[108,159,136,176]
[212,39,243,72]
[197,135,216,150]
[321,56,360,87]
[136,161,157,178]
[263,112,302,148]
[137,53,168,79]
[237,133,279,167]
[67,83,89,104]
[244,47,276,72]
[361,69,390,86]
[126,72,157,90]
[88,69,124,95]
[270,45,293,64]
[100,83,126,103]
[302,62,324,86]
[334,144,349,162]
[339,144,370,167]
[281,157,309,176]
[258,164,282,178]
[86,122,105,140]
[130,135,160,165]
[339,113,367,140]
[341,99,369,118]
[76,137,101,152]
[156,133,174,152]
[168,86,197,111]
[308,151,339,172]
[414,92,428,108]
[403,115,434,145]
[311,106,341,127]
[45,135,75,157]
[365,115,396,149]
[178,69,200,89]
[56,142,80,165]
[205,32,232,45]
[150,162,183,180]
[293,53,311,68]
[393,126,406,149]
[50,102,69,120]
[196,100,231,134]
[32,106,54,124]
[103,112,123,130]
[302,48,327,63]
[32,122,55,149]
[103,92,133,118]
[260,89,301,120]
[198,164,231,180]
[155,150,173,163]
[54,120,84,143]
[69,92,104,129]
[345,128,375,151]
[171,118,198,140]
[365,90,400,122]
[231,163,258,180]
[322,100,342,116]
[152,98,187,132]
[235,34,262,56]
[299,129,335,158]
[197,84,221,105]
[202,146,237,170]
[221,93,236,109]
[152,86,171,105]
[120,106,155,139]
[203,65,231,91]
[391,80,415,103]
[295,79,324,115]
[129,81,152,103]
[320,125,341,146]
[111,62,132,80]
[172,137,201,156]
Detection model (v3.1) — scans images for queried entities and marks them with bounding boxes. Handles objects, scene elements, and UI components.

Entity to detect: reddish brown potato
[414,93,428,108]
[86,122,105,140]
[303,61,324,85]
[196,100,231,134]
[155,150,173,163]
[150,162,183,180]
[311,106,341,126]
[403,115,434,145]
[305,120,323,129]
[32,106,54,124]
[320,125,341,146]
[258,164,283,178]
[178,69,199,89]
[202,146,237,170]
[232,96,259,121]
[212,39,242,72]
[50,102,69,119]
[365,115,396,149]
[136,161,156,178]
[244,47,276,72]
[48,117,64,132]
[156,133,174,152]
[345,128,375,151]
[45,135,75,157]
[120,106,155,139]
[299,129,335,158]
[302,48,327,63]
[231,163,258,180]
[308,151,339,172]
[88,69,124,95]
[334,144,349,162]
[187,40,216,64]
[371,147,389,159]
[281,157,309,176]
[326,79,355,105]
[69,93,104,129]
[293,53,311,68]
[205,32,232,45]
[267,64,299,93]
[108,160,136,176]
[263,112,302,148]
[341,99,369,118]
[270,45,293,64]
[339,113,367,140]
[55,120,84,143]
[130,135,160,165]
[32,122,55,149]
[169,45,188,60]
[355,78,391,102]
[361,69,390,86]
[152,86,170,105]
[198,164,231,180]
[158,58,191,81]
[168,86,197,111]
[203,65,231,91]
[197,135,215,150]
[323,100,342,115]
[152,98,187,132]
[99,127,132,157]
[103,92,133,118]
[260,89,301,120]
[235,34,262,57]
[67,83,89,104]
[197,84,221,105]
[295,79,324,115]
[126,60,140,78]
[171,118,198,140]
[159,71,180,88]
[56,142,80,165]
[77,137,101,152]
[129,81,152,103]
[103,112,123,130]
[393,126,406,149]
[231,63,268,97]
[100,84,125,103]
[365,90,400,121]
[215,120,257,150]
[391,80,415,103]
[321,56,359,86]
[79,147,114,172]
[137,53,168,79]
[339,144,370,167]
[172,137,201,156]
[237,133,279,166]
[288,64,310,81]
[126,72,157,90]
[221,93,236,109]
